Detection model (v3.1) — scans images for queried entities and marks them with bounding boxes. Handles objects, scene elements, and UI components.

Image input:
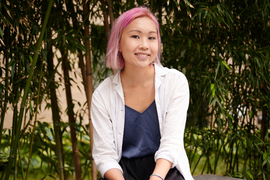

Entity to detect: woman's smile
[135,53,150,58]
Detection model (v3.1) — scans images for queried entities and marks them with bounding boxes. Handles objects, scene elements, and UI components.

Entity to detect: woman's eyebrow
[128,30,157,34]
[149,31,157,34]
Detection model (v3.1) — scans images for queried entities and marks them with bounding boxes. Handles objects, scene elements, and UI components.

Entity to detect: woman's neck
[120,64,155,87]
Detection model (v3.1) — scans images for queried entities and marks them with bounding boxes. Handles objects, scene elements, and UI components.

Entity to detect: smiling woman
[91,6,194,180]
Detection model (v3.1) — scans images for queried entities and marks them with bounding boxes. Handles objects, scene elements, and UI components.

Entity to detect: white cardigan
[91,64,194,180]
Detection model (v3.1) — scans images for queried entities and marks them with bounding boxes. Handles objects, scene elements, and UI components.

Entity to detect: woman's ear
[118,42,122,52]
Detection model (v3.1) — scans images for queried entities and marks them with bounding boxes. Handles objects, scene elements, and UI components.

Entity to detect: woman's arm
[154,70,193,179]
[91,86,123,177]
[104,168,125,180]
[155,72,190,167]
[149,159,172,180]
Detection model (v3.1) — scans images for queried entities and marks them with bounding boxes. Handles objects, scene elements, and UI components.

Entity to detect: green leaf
[221,60,230,70]
[0,27,3,38]
[188,39,192,48]
[29,56,33,63]
[183,0,194,8]
[210,83,215,90]
[263,152,267,159]
[212,89,215,97]
[29,100,33,112]
[246,171,253,180]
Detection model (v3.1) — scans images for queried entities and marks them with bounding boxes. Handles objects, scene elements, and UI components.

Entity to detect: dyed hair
[106,6,162,70]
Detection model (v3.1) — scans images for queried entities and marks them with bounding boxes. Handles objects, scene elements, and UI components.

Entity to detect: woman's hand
[150,158,172,180]
[104,168,125,180]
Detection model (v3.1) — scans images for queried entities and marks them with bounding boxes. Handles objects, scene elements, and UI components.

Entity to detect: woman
[91,6,194,180]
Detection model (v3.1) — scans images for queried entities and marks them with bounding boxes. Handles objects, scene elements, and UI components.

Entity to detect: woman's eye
[131,35,139,39]
[149,37,156,40]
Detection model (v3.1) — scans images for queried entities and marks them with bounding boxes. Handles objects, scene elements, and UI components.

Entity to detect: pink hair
[106,6,162,70]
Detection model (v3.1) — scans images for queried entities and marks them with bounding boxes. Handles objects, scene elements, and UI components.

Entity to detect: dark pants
[100,154,185,180]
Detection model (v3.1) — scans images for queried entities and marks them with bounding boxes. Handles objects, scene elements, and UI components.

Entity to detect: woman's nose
[139,39,149,50]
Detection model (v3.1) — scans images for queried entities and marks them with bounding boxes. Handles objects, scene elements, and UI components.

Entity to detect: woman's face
[120,16,158,69]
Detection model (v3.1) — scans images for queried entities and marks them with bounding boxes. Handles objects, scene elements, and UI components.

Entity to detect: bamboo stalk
[192,153,203,174]
[65,2,88,178]
[0,26,9,146]
[213,136,223,174]
[83,1,97,179]
[14,149,18,180]
[4,0,54,178]
[189,132,198,165]
[78,52,88,99]
[61,50,82,180]
[48,44,65,180]
[107,0,114,26]
[201,154,207,174]
[100,0,110,40]
[25,62,44,180]
[67,0,88,102]
[18,143,24,180]
[10,68,19,180]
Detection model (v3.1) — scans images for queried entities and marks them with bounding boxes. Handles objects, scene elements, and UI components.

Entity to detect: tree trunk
[260,84,269,179]
[100,0,111,40]
[0,26,10,146]
[67,0,88,101]
[83,1,97,180]
[260,83,269,140]
[48,44,65,180]
[66,1,96,178]
[101,0,116,74]
[107,0,114,26]
[61,50,82,180]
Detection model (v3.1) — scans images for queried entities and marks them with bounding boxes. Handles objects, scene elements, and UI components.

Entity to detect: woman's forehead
[122,17,158,34]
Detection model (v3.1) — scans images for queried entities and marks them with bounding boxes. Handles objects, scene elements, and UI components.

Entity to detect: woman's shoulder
[93,72,120,94]
[156,64,187,82]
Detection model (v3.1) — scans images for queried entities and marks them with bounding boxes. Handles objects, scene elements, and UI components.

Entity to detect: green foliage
[164,0,270,179]
[186,127,270,179]
[0,122,92,180]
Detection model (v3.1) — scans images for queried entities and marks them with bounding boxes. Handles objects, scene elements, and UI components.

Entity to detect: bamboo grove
[0,0,269,180]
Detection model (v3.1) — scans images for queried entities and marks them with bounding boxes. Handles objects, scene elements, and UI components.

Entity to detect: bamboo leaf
[0,27,3,38]
[183,0,194,8]
[29,56,33,63]
[263,152,267,160]
[246,171,254,180]
[221,60,230,70]
[210,83,215,91]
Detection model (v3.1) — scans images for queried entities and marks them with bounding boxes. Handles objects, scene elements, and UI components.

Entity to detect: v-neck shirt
[122,100,161,158]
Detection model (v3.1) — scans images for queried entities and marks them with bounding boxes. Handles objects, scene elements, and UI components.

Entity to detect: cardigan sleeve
[91,88,123,177]
[155,71,190,167]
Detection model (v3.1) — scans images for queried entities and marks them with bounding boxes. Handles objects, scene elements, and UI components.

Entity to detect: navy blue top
[122,100,161,159]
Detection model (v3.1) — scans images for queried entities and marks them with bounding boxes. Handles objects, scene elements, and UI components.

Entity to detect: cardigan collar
[112,63,167,101]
